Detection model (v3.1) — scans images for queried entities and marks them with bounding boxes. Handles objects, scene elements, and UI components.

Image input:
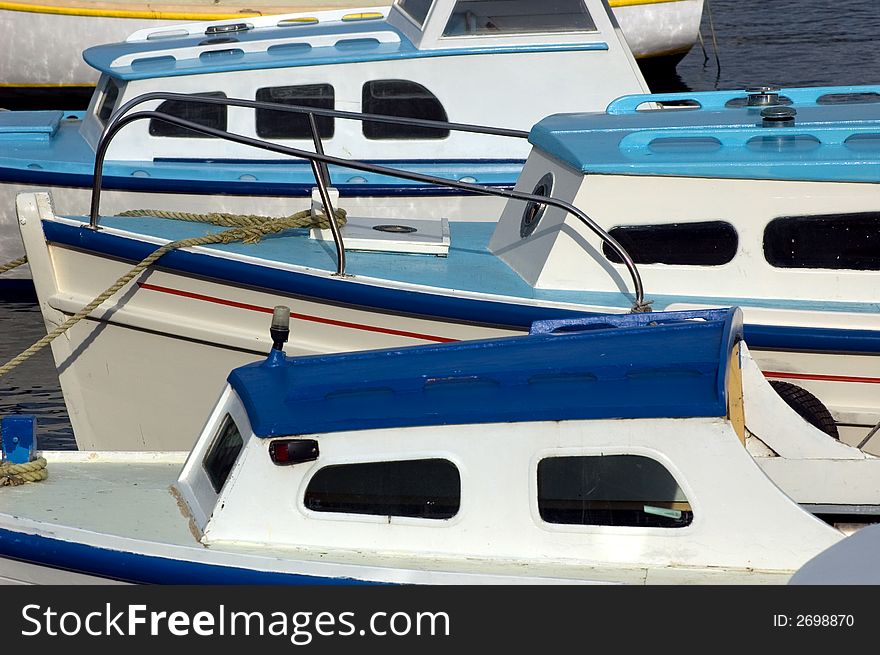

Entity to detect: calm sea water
[0,0,877,449]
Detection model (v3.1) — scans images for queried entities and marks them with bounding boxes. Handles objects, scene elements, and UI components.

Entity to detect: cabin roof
[82,0,611,81]
[227,308,742,438]
[83,14,418,81]
[529,85,880,182]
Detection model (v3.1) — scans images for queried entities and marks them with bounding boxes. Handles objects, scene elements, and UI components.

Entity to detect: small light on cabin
[269,439,319,465]
[270,305,290,352]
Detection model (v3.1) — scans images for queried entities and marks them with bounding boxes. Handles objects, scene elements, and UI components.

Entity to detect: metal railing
[90,93,647,310]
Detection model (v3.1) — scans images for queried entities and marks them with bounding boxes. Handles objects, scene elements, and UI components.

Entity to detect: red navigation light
[269,439,319,466]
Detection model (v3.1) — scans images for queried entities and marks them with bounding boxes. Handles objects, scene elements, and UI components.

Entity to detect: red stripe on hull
[137,282,457,343]
[763,370,880,385]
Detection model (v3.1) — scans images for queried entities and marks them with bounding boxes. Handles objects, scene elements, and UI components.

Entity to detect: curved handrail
[90,107,647,310]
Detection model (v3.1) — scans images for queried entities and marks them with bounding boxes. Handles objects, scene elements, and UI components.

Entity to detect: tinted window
[97,78,122,123]
[362,80,449,140]
[305,459,460,519]
[538,455,693,528]
[397,0,432,26]
[444,0,595,36]
[202,414,244,493]
[149,92,227,138]
[603,221,738,266]
[256,84,335,139]
[763,212,880,270]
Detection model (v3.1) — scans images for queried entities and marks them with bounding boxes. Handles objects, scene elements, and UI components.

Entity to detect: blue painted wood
[0,111,62,141]
[228,309,740,437]
[84,16,608,81]
[530,85,880,181]
[0,528,379,584]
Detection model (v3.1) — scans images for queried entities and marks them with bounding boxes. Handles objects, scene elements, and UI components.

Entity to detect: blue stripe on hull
[0,167,517,197]
[0,528,380,585]
[42,221,880,355]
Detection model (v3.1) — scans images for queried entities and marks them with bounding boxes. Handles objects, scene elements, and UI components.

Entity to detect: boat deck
[0,452,194,545]
[63,213,879,315]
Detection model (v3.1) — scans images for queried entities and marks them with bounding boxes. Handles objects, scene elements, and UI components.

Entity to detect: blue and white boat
[0,0,704,90]
[14,83,880,456]
[0,0,651,280]
[0,307,873,585]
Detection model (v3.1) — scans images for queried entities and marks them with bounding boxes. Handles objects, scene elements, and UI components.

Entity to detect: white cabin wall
[494,171,880,303]
[100,47,647,162]
[203,417,841,573]
[489,150,587,286]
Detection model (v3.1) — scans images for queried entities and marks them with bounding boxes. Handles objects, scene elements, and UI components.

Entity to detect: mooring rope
[117,208,347,231]
[0,457,48,486]
[0,208,345,378]
[0,255,27,275]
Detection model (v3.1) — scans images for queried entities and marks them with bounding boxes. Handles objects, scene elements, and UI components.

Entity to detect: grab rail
[91,96,647,310]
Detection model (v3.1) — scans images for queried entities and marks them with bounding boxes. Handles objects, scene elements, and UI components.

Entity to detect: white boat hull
[0,0,375,87]
[15,192,880,457]
[612,0,704,60]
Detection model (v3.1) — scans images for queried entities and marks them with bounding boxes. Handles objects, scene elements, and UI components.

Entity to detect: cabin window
[97,78,123,123]
[443,0,596,36]
[602,221,738,266]
[362,80,449,140]
[202,414,244,493]
[537,455,693,528]
[397,0,432,26]
[255,84,335,139]
[149,92,228,138]
[763,212,880,270]
[305,458,460,519]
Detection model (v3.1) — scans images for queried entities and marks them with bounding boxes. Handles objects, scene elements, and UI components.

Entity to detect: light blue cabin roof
[529,85,880,182]
[83,11,607,81]
[85,19,412,81]
[227,308,742,438]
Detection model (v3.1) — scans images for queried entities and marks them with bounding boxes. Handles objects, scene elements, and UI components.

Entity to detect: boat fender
[769,380,839,439]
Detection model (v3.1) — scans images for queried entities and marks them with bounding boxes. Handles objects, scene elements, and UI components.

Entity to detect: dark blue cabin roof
[228,308,743,438]
[529,85,880,182]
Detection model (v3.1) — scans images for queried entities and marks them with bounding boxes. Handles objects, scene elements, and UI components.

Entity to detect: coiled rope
[0,208,346,378]
[0,457,48,486]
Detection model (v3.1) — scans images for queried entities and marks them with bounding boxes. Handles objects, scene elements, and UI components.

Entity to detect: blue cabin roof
[84,19,416,81]
[529,85,880,182]
[228,308,742,438]
[83,9,609,82]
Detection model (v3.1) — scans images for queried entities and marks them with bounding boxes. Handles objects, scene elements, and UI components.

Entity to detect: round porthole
[520,172,554,239]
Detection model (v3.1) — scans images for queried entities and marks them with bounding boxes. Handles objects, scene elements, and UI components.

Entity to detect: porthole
[520,172,554,239]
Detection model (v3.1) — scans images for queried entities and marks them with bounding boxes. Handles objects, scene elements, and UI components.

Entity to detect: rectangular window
[362,80,449,140]
[97,78,123,123]
[443,0,596,36]
[256,84,335,139]
[397,0,432,26]
[538,455,693,528]
[305,458,460,519]
[149,92,227,138]
[603,221,738,266]
[763,212,880,270]
[202,414,244,493]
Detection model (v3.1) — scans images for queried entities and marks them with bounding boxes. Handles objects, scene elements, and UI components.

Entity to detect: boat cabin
[76,0,649,162]
[488,85,880,437]
[171,308,844,581]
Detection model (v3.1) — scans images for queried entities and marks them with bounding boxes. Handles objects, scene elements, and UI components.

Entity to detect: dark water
[0,0,877,449]
[654,0,880,92]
